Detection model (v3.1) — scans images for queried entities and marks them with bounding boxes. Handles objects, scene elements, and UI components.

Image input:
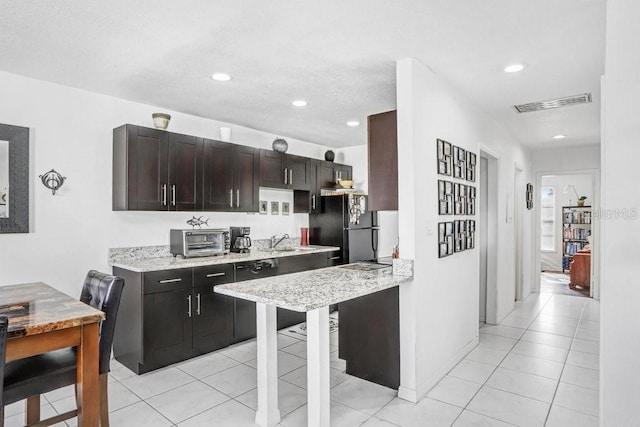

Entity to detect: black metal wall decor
[438,221,454,258]
[454,220,467,253]
[438,180,454,215]
[467,186,476,215]
[526,183,534,210]
[466,152,477,182]
[453,146,466,179]
[454,183,467,215]
[437,139,452,176]
[39,169,66,195]
[466,220,476,249]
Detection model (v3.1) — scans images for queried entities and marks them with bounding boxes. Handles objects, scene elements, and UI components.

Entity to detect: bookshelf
[562,205,591,273]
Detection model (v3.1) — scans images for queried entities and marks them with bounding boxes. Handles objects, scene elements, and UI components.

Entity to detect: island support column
[306,306,330,427]
[255,303,281,426]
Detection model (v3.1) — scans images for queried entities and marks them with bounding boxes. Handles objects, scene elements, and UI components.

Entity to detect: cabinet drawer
[143,268,193,294]
[193,264,235,287]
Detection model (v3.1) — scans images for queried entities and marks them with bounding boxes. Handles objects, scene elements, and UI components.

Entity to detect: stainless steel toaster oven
[170,229,230,258]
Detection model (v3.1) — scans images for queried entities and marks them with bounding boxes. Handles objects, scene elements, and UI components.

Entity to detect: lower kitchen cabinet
[338,286,399,389]
[113,264,234,374]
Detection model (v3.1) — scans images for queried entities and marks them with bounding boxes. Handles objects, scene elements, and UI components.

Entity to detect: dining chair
[0,316,8,422]
[1,271,125,427]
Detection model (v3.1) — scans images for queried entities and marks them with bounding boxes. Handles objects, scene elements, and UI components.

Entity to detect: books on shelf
[563,226,589,240]
[563,209,591,224]
[564,241,587,255]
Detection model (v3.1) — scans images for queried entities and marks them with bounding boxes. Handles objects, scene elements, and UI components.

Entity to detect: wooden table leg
[255,303,281,427]
[77,322,100,426]
[307,306,330,427]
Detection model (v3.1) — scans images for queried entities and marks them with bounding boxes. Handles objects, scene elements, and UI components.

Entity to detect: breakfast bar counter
[215,263,411,427]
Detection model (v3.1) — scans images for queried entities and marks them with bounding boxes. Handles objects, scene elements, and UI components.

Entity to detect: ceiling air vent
[514,93,592,113]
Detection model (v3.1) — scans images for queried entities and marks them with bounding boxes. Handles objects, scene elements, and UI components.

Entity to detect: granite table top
[111,245,340,273]
[215,263,411,312]
[0,282,105,338]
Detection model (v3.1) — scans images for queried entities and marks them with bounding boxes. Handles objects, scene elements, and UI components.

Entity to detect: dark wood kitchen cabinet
[113,124,202,211]
[259,150,312,190]
[203,139,259,212]
[367,110,398,211]
[113,264,234,374]
[293,160,353,213]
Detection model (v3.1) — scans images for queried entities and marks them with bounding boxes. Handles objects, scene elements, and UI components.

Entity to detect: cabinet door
[203,139,235,211]
[192,285,233,355]
[368,110,398,210]
[287,155,311,190]
[128,126,169,210]
[316,161,337,189]
[168,133,202,211]
[259,150,287,189]
[334,164,352,181]
[234,146,259,212]
[143,288,192,368]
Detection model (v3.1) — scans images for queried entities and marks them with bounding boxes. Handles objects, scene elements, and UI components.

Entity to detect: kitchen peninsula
[215,263,412,427]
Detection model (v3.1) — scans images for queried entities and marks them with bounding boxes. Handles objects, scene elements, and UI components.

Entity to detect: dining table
[0,282,105,426]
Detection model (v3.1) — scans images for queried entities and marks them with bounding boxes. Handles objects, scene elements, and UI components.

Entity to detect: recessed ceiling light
[553,134,567,139]
[292,100,308,107]
[346,121,360,127]
[504,63,526,73]
[211,73,232,82]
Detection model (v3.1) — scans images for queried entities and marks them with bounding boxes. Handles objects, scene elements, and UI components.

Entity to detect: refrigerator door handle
[372,228,379,258]
[344,226,381,231]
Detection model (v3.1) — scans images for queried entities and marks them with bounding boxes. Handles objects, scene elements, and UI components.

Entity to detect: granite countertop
[0,282,105,338]
[215,263,411,312]
[111,245,340,273]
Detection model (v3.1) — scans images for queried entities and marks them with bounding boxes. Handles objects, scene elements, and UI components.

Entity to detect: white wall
[601,0,640,423]
[0,71,337,296]
[540,174,594,271]
[532,145,600,172]
[395,58,532,401]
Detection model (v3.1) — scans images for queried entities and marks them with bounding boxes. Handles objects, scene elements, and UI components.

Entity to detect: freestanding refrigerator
[309,194,379,264]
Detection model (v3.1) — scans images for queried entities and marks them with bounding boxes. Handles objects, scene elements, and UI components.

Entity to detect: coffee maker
[230,226,251,253]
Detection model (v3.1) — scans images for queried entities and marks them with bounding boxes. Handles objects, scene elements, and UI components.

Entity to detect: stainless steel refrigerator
[309,194,379,264]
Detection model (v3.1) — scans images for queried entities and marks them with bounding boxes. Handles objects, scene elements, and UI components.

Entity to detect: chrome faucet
[271,233,290,249]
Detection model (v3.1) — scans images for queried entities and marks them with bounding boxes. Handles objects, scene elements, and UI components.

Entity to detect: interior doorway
[479,147,499,325]
[537,172,598,298]
[514,166,524,301]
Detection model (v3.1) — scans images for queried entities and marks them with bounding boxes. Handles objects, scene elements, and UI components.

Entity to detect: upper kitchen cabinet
[368,110,398,211]
[259,150,311,190]
[203,140,259,212]
[293,159,353,213]
[113,124,202,211]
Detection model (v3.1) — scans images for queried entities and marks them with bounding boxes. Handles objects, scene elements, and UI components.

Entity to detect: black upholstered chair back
[80,270,125,374]
[0,315,8,408]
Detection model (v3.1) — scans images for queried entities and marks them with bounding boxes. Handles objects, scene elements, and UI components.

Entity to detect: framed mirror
[0,123,29,233]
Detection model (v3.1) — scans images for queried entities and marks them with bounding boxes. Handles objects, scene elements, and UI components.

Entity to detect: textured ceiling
[0,0,605,149]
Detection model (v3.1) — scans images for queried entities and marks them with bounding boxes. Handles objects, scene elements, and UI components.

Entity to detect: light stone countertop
[111,245,340,272]
[215,263,411,312]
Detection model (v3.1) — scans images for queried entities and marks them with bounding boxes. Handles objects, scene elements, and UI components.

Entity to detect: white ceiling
[0,0,605,149]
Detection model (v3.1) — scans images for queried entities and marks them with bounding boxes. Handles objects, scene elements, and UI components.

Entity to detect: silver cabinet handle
[312,194,316,210]
[171,184,176,206]
[284,168,288,185]
[229,189,234,208]
[187,294,192,318]
[159,278,182,284]
[289,169,293,186]
[206,272,226,278]
[236,189,240,208]
[161,184,167,206]
[329,256,341,260]
[196,293,201,315]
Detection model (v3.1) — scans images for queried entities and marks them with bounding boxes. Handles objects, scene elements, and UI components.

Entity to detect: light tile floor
[3,294,599,426]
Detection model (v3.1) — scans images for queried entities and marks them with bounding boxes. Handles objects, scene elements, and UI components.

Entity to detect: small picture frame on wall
[438,180,454,215]
[467,186,476,216]
[259,200,268,215]
[437,139,453,176]
[454,183,467,215]
[438,221,455,258]
[466,152,477,182]
[466,220,476,249]
[454,220,467,253]
[453,146,466,179]
[526,183,534,210]
[282,202,290,215]
[270,201,279,215]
